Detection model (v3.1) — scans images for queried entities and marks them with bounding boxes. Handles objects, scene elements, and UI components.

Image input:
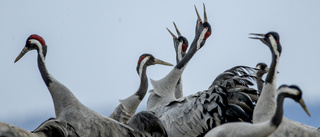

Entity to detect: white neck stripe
[278,87,299,96]
[139,56,150,77]
[196,28,208,50]
[29,39,46,63]
[177,42,183,61]
[269,35,279,56]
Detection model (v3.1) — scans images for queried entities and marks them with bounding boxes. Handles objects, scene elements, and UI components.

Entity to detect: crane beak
[166,27,177,39]
[203,3,207,22]
[249,33,271,46]
[173,22,182,37]
[194,3,207,23]
[14,47,29,63]
[194,5,202,23]
[167,22,183,39]
[154,58,174,66]
[298,99,311,117]
[249,33,265,40]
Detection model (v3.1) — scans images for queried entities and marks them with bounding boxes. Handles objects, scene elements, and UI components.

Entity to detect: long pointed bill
[203,3,207,22]
[14,47,29,63]
[194,5,202,23]
[173,22,182,37]
[167,27,177,39]
[249,33,265,40]
[299,99,311,116]
[154,58,174,66]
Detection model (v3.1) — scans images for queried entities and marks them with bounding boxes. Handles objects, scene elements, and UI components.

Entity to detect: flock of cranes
[1,4,319,137]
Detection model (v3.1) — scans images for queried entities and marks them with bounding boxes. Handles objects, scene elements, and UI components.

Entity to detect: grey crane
[254,62,269,95]
[250,32,282,122]
[204,85,311,137]
[14,34,167,137]
[0,118,79,137]
[147,3,211,114]
[250,32,320,136]
[166,22,189,99]
[146,5,261,136]
[109,54,173,124]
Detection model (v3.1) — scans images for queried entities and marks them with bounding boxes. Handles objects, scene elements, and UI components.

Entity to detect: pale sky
[1,0,319,130]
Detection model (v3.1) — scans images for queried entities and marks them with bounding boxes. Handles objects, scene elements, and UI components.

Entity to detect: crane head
[14,34,47,63]
[136,54,173,77]
[194,3,212,50]
[249,32,282,56]
[254,62,269,77]
[278,85,311,117]
[167,22,189,62]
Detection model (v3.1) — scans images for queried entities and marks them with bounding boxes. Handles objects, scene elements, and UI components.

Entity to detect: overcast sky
[1,0,320,130]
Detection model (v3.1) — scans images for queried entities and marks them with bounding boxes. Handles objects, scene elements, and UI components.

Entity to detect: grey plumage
[0,118,78,137]
[148,65,259,136]
[204,85,311,137]
[109,54,172,124]
[127,111,168,137]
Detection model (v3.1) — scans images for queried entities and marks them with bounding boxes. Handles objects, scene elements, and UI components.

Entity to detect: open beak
[14,47,29,63]
[167,22,182,39]
[167,27,177,39]
[249,33,265,40]
[194,5,202,23]
[249,33,270,46]
[298,99,311,117]
[154,58,174,66]
[194,4,207,23]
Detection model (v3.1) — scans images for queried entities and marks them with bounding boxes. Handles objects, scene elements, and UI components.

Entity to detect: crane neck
[174,45,185,99]
[37,50,52,87]
[265,49,280,84]
[270,92,285,127]
[175,26,207,70]
[175,44,197,70]
[136,65,149,100]
[36,49,84,117]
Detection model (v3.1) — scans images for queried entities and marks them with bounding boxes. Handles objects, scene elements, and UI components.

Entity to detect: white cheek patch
[196,28,208,50]
[177,42,183,61]
[256,65,261,69]
[29,39,45,63]
[139,56,150,77]
[278,87,299,96]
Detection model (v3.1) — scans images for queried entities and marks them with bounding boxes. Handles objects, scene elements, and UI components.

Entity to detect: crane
[204,85,311,137]
[166,22,189,99]
[250,32,320,136]
[147,65,261,137]
[109,54,173,124]
[254,62,269,95]
[250,32,282,122]
[146,4,262,136]
[0,118,79,137]
[14,34,167,137]
[147,3,212,115]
